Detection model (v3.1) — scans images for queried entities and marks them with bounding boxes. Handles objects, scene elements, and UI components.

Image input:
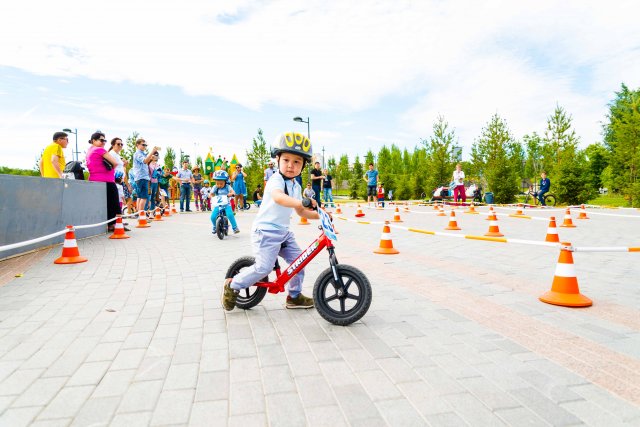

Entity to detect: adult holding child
[452,163,466,203]
[133,139,160,213]
[86,132,120,231]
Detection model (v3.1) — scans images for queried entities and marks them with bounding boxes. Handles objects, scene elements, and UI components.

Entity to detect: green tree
[195,156,204,173]
[244,128,271,193]
[164,147,176,171]
[121,131,140,165]
[350,155,365,199]
[423,115,455,193]
[584,143,609,191]
[334,154,350,193]
[471,114,519,203]
[603,83,640,205]
[522,132,544,180]
[412,147,429,198]
[543,105,595,204]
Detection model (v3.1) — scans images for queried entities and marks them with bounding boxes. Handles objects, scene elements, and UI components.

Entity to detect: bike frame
[255,228,337,294]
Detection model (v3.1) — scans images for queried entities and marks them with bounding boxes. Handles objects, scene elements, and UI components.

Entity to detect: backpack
[63,161,85,180]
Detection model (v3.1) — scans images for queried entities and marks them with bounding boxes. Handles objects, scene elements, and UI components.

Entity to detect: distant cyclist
[538,171,550,206]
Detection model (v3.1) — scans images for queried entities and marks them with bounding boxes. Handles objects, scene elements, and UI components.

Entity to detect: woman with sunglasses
[231,163,247,212]
[86,132,120,232]
[108,138,134,216]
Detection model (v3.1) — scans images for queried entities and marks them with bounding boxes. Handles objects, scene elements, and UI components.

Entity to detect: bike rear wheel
[313,264,372,326]
[524,193,533,205]
[544,194,556,207]
[225,256,268,309]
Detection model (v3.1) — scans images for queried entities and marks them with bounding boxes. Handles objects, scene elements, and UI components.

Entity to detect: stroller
[63,161,85,180]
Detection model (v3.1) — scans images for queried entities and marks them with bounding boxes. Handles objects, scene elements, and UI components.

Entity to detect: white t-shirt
[453,170,465,185]
[253,173,301,231]
[116,183,124,204]
[111,151,125,175]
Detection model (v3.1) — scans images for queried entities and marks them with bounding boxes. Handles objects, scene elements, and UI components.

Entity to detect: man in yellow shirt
[40,132,69,178]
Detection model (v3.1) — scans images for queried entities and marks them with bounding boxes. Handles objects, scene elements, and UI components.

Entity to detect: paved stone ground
[0,204,639,426]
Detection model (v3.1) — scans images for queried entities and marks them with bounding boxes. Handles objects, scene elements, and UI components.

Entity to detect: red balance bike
[225,208,372,326]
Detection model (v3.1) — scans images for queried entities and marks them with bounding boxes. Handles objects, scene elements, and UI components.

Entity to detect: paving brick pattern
[0,204,639,426]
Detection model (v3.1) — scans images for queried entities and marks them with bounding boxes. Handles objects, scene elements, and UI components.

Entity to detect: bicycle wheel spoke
[339,298,346,314]
[325,293,339,303]
[342,277,354,292]
[345,293,359,300]
[244,289,250,298]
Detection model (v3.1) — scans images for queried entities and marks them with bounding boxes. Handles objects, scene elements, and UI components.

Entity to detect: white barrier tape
[0,229,70,253]
[570,246,640,253]
[572,211,640,218]
[0,213,138,253]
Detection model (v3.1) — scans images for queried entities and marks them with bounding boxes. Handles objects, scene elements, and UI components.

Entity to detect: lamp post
[293,116,311,179]
[62,128,78,162]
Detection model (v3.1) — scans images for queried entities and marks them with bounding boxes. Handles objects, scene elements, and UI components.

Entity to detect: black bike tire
[225,256,268,309]
[524,194,531,205]
[545,194,556,207]
[313,264,372,326]
[216,217,225,240]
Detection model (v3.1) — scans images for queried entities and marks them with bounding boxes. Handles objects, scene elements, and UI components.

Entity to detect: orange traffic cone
[164,205,171,217]
[577,204,589,220]
[545,216,560,243]
[335,204,343,215]
[510,204,526,218]
[136,210,151,228]
[484,216,504,237]
[560,209,576,228]
[373,221,399,254]
[109,216,130,240]
[539,242,592,307]
[433,203,440,210]
[485,206,496,220]
[444,210,461,230]
[437,205,447,217]
[54,226,88,264]
[403,203,410,213]
[171,202,177,214]
[298,216,310,225]
[465,202,479,214]
[391,207,403,223]
[154,207,163,221]
[377,202,384,210]
[355,205,365,218]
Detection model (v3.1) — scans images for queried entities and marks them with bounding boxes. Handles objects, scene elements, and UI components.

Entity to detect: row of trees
[238,84,638,206]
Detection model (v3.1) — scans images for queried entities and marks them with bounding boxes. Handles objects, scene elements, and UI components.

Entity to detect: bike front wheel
[313,264,372,326]
[225,256,268,310]
[215,217,225,240]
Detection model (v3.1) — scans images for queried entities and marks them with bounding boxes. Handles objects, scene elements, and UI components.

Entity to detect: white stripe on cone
[380,233,392,240]
[554,263,577,277]
[115,223,124,229]
[63,239,77,248]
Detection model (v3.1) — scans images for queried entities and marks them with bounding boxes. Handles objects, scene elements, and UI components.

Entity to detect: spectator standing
[158,166,172,208]
[176,160,194,212]
[452,163,466,202]
[363,163,379,206]
[303,183,315,200]
[232,163,248,211]
[40,131,69,179]
[86,132,120,231]
[192,166,204,211]
[322,168,334,208]
[132,139,160,212]
[146,154,160,211]
[310,161,323,208]
[538,171,551,206]
[108,138,134,214]
[377,182,385,207]
[252,184,263,207]
[264,160,277,188]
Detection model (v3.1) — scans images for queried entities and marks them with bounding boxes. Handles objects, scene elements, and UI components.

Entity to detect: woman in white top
[452,163,466,202]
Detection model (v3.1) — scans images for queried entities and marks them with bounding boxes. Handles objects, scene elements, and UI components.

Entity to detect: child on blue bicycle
[222,132,320,311]
[209,170,240,234]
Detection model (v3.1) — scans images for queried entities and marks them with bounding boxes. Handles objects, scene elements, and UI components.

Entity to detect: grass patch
[587,193,628,207]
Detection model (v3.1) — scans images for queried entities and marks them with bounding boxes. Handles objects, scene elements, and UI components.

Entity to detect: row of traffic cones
[56,206,171,265]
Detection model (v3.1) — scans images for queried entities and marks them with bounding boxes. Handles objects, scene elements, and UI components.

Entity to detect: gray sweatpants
[230,229,304,297]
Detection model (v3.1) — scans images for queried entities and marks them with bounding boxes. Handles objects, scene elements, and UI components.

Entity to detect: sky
[1,0,639,169]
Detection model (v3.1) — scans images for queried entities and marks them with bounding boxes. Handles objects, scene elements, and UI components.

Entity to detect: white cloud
[1,0,639,165]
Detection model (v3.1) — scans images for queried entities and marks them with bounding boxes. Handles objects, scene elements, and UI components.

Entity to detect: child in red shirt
[377,183,385,208]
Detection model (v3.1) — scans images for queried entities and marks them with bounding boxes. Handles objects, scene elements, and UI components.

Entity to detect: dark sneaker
[286,293,314,309]
[221,278,238,311]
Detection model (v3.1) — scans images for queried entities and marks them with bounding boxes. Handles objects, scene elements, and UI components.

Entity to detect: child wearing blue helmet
[221,132,320,311]
[210,170,239,234]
